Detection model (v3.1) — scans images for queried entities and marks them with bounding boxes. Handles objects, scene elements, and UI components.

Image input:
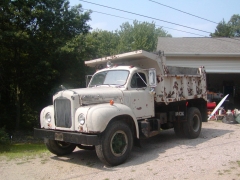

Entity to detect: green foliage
[117,20,171,53]
[211,14,240,37]
[228,14,240,37]
[84,29,120,58]
[83,20,172,60]
[0,0,91,130]
[0,127,10,152]
[210,19,232,37]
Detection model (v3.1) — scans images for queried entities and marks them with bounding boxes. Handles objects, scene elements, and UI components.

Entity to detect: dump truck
[34,50,207,166]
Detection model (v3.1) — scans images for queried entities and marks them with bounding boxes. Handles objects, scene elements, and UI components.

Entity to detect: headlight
[45,113,51,122]
[78,113,85,125]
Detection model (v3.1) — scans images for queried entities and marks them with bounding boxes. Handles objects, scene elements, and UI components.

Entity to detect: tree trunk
[15,84,21,130]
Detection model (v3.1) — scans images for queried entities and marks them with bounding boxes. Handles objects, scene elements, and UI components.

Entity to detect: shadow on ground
[50,122,235,170]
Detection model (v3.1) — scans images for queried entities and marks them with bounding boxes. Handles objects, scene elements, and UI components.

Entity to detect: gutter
[165,53,240,57]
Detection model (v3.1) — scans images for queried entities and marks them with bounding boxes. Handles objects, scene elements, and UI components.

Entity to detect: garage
[157,37,240,110]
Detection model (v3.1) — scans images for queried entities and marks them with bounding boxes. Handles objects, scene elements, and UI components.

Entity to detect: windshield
[89,70,129,87]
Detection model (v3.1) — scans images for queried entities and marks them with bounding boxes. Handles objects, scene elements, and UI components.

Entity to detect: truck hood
[54,87,123,105]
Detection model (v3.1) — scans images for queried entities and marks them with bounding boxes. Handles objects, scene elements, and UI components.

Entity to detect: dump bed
[85,50,207,104]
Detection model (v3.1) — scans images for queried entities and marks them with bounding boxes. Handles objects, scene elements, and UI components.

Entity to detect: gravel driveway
[1,121,240,180]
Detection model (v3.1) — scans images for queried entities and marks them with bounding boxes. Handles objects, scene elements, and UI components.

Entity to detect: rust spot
[157,75,160,83]
[173,81,178,90]
[79,126,83,132]
[137,107,142,110]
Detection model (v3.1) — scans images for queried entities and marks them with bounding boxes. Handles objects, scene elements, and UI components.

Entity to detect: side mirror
[149,68,157,87]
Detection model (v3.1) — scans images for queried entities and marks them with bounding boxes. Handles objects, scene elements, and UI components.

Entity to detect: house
[157,37,240,109]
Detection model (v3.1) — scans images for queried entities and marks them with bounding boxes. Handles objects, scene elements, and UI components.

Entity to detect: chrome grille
[54,97,72,128]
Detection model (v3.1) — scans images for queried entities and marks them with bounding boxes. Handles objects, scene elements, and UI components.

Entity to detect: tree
[210,14,240,37]
[228,14,240,37]
[0,0,91,130]
[84,29,120,58]
[117,20,171,53]
[210,19,232,37]
[83,21,172,60]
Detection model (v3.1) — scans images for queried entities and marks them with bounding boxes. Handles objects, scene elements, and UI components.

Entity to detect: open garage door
[207,73,240,110]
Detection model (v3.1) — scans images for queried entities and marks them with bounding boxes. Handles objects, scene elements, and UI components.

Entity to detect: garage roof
[157,37,240,56]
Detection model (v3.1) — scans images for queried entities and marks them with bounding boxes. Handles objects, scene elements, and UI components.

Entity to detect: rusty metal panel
[154,65,207,104]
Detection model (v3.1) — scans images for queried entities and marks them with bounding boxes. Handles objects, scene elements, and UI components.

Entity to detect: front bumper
[34,128,100,145]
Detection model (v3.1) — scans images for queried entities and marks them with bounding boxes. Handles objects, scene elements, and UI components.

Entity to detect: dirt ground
[1,121,240,180]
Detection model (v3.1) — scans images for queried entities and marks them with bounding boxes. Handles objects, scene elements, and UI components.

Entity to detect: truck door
[125,72,154,119]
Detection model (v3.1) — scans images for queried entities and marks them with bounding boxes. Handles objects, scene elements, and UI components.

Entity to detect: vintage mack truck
[34,50,207,166]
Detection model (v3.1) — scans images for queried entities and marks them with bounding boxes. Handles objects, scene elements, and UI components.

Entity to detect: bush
[0,127,11,152]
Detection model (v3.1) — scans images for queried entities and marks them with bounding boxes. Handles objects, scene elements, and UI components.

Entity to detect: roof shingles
[157,37,240,54]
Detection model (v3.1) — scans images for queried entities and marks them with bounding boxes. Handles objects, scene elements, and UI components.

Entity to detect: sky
[69,0,240,37]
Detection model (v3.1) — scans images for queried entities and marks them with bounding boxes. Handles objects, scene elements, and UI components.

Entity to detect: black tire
[95,121,133,166]
[173,122,185,137]
[77,144,95,150]
[183,107,202,139]
[45,139,76,156]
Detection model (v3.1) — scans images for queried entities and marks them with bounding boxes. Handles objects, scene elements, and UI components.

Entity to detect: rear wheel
[45,139,76,156]
[183,107,202,139]
[95,121,133,166]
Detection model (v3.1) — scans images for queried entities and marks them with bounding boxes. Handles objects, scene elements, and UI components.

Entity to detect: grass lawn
[0,143,49,160]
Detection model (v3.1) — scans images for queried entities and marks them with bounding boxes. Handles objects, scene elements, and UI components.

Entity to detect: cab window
[131,72,147,88]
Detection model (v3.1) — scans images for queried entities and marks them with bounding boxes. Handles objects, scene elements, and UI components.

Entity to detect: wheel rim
[192,114,200,132]
[56,141,72,149]
[110,130,128,157]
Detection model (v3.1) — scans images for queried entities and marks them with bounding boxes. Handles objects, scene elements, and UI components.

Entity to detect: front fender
[40,105,55,129]
[86,103,139,138]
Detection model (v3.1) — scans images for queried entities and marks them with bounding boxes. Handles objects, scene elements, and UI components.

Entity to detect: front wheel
[95,121,133,166]
[183,107,202,139]
[45,139,76,156]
